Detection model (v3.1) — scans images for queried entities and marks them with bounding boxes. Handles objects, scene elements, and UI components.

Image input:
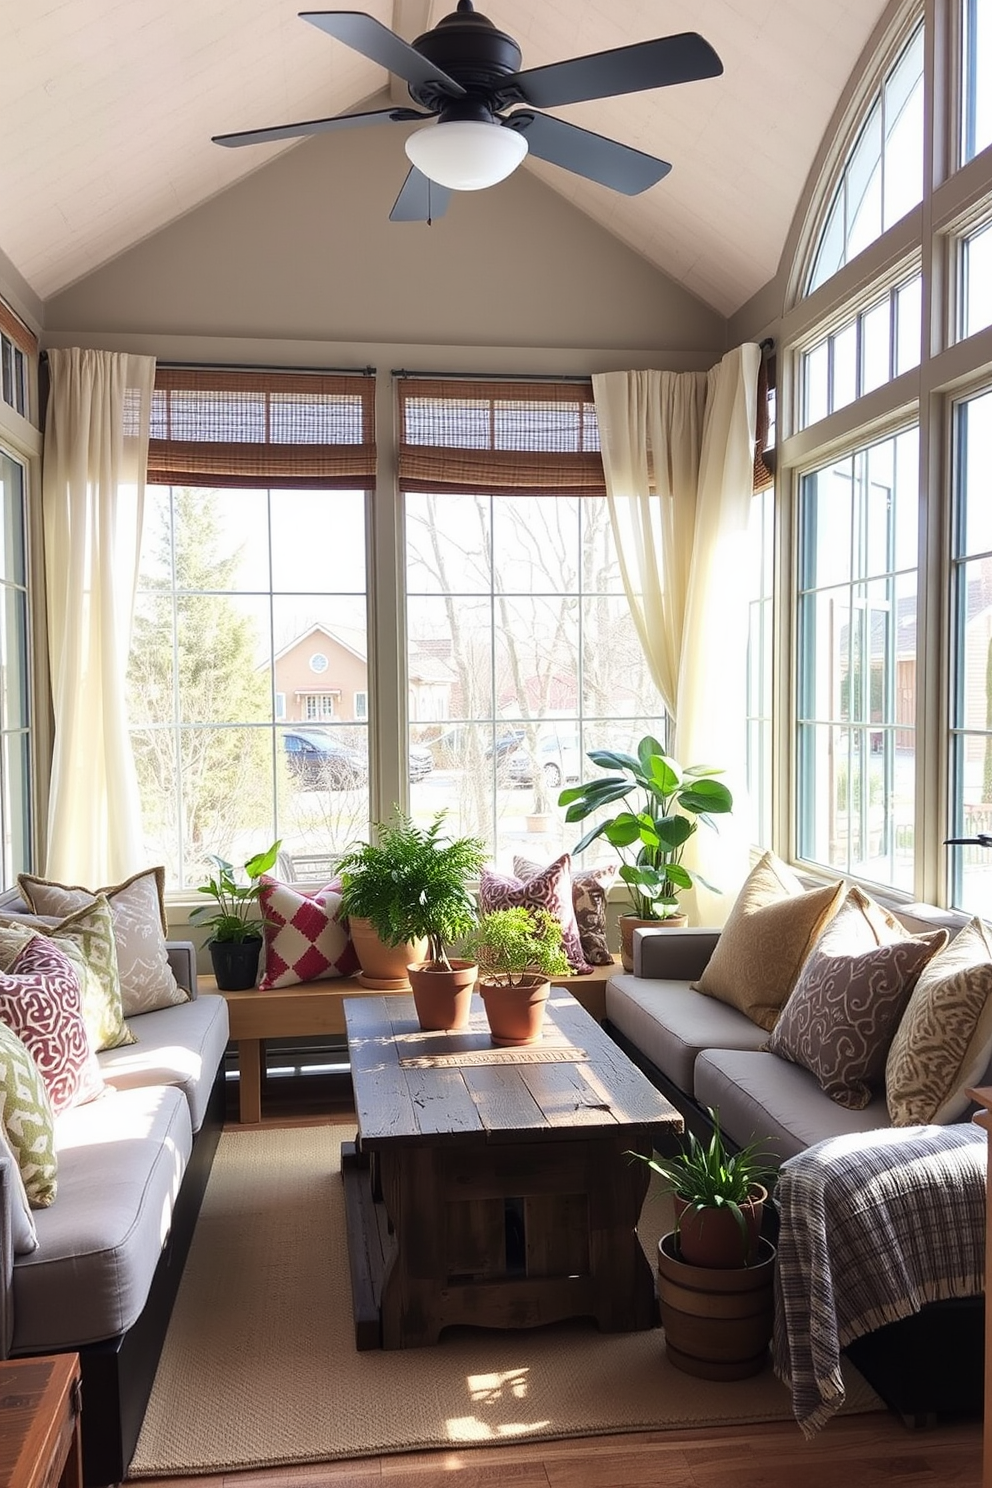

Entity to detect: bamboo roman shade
[147,368,375,488]
[397,378,605,496]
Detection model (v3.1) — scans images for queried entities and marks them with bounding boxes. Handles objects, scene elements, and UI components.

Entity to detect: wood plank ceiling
[0,0,890,316]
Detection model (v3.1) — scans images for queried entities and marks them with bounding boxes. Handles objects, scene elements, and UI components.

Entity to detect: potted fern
[464,905,571,1045]
[337,811,486,1026]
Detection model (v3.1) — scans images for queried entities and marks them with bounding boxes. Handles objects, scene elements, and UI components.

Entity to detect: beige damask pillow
[886,917,992,1125]
[18,867,188,1017]
[691,851,846,1030]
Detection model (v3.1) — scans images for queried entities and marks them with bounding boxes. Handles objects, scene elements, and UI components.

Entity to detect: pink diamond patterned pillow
[0,937,105,1116]
[479,854,592,974]
[258,877,359,990]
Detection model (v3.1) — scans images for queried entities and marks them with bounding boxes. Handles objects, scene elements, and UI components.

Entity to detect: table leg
[238,1038,263,1123]
[587,1133,658,1331]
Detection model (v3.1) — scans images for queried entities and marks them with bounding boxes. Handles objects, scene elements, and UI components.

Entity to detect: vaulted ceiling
[0,0,890,318]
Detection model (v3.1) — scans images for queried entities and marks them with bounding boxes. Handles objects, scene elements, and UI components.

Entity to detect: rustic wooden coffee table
[341,988,682,1350]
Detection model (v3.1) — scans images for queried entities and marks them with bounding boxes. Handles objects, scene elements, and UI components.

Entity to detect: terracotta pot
[479,975,550,1046]
[619,912,688,972]
[407,959,478,1031]
[656,1230,776,1380]
[348,916,427,991]
[673,1185,767,1268]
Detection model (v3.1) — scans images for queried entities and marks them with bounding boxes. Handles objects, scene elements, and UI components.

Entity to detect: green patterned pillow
[0,1019,57,1208]
[0,897,136,1053]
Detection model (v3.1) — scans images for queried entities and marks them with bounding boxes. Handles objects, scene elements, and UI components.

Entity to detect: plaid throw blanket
[772,1123,987,1435]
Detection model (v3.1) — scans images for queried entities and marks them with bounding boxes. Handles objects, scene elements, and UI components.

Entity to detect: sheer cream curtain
[42,348,156,884]
[593,343,761,926]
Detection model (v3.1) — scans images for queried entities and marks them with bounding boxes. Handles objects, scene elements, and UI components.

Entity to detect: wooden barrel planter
[656,1231,776,1380]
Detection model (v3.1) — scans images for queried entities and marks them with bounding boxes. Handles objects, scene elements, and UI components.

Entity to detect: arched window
[806,21,924,296]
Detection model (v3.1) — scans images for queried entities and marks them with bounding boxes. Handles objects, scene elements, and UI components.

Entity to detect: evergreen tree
[128,488,273,884]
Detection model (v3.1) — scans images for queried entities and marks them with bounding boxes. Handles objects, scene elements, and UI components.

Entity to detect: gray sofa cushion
[97,993,229,1134]
[11,1083,193,1352]
[693,1047,890,1163]
[605,971,767,1089]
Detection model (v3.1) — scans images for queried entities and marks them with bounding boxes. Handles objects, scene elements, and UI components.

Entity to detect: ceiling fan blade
[506,32,722,109]
[301,11,465,96]
[389,167,452,222]
[505,112,670,195]
[213,106,424,148]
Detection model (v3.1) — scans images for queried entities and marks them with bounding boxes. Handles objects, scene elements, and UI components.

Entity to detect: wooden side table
[0,1354,82,1488]
[205,957,621,1124]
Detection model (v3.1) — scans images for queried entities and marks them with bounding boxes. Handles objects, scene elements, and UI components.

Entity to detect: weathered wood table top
[345,989,681,1148]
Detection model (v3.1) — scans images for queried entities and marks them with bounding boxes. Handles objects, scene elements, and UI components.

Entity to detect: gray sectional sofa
[0,936,229,1487]
[603,908,989,1425]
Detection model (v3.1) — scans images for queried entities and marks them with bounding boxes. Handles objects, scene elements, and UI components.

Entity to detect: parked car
[283,730,433,789]
[503,730,583,789]
[283,729,368,790]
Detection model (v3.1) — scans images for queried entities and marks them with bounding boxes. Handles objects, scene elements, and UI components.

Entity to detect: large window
[949,387,992,914]
[0,299,34,421]
[129,370,374,890]
[961,0,992,163]
[0,449,32,887]
[796,428,918,891]
[400,380,666,867]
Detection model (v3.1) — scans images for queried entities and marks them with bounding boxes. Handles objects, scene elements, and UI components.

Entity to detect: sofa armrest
[0,1149,17,1358]
[634,926,721,981]
[167,940,197,997]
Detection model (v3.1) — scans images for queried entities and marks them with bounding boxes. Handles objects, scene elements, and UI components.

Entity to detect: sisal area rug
[128,1124,881,1478]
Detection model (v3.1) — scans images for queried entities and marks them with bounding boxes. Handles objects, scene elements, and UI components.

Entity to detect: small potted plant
[631,1109,776,1267]
[559,735,734,968]
[464,905,571,1045]
[190,839,281,990]
[632,1109,778,1378]
[337,811,486,1024]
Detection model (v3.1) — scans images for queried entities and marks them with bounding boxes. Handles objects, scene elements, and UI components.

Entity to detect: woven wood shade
[397,378,605,496]
[753,352,775,491]
[0,298,38,356]
[147,368,375,488]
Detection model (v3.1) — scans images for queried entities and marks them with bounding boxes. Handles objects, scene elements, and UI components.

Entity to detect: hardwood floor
[135,1077,983,1488]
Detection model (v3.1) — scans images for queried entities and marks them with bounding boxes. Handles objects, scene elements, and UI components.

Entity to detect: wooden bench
[202,957,621,1123]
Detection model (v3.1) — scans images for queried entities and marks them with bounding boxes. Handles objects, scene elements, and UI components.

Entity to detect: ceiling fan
[212,1,723,222]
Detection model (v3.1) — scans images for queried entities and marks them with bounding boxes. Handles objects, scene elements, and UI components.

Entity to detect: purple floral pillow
[480,854,592,974]
[514,856,616,966]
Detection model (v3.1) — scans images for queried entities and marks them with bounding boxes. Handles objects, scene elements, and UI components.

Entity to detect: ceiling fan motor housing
[410,2,523,111]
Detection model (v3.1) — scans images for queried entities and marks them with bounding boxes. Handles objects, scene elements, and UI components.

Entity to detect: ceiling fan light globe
[404,119,528,191]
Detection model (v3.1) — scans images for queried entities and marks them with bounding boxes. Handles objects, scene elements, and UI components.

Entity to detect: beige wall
[40,124,728,366]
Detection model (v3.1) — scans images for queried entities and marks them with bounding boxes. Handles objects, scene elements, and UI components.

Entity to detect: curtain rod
[392,368,592,382]
[39,352,375,376]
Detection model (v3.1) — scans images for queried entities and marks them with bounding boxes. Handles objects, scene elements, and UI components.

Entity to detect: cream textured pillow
[0,1018,56,1218]
[19,867,188,1016]
[0,896,135,1052]
[691,851,846,1030]
[886,917,992,1125]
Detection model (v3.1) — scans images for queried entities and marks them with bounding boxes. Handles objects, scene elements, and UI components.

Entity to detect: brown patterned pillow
[514,856,616,966]
[886,917,992,1125]
[691,851,846,1030]
[765,930,948,1108]
[480,854,592,974]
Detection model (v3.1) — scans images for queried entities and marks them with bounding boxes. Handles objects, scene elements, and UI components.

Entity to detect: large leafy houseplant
[190,840,281,944]
[337,811,486,972]
[558,735,733,921]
